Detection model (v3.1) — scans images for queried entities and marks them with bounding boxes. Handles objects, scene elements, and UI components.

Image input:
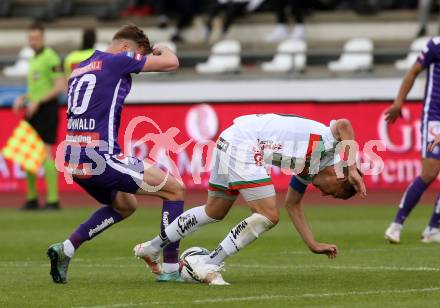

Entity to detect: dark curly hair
[340,166,363,199]
[112,24,153,55]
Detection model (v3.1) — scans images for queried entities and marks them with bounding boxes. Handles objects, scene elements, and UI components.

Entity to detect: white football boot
[384,222,403,244]
[191,256,230,286]
[421,226,440,243]
[133,241,163,275]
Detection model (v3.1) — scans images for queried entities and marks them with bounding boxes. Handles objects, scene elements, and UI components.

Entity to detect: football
[179,247,210,283]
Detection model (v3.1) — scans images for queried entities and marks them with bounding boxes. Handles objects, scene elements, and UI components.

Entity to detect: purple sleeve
[417,38,440,68]
[108,52,147,75]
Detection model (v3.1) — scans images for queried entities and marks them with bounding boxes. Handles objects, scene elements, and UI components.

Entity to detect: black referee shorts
[26,99,59,145]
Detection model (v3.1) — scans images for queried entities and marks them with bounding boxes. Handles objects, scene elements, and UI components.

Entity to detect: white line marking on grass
[71,287,440,308]
[0,261,140,268]
[2,261,439,273]
[230,264,440,272]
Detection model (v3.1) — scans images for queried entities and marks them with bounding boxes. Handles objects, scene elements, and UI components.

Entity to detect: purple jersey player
[47,25,185,284]
[385,36,440,244]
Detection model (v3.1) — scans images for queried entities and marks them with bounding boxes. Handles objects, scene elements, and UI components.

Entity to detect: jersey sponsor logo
[126,52,143,60]
[257,139,283,151]
[70,61,102,78]
[177,214,198,235]
[253,149,264,166]
[231,220,248,240]
[65,131,100,146]
[216,137,229,152]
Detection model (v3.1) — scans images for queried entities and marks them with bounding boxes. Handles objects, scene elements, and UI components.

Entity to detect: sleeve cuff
[289,176,308,194]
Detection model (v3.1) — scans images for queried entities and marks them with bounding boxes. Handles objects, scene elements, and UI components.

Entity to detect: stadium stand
[394,36,430,70]
[3,46,34,77]
[196,40,241,74]
[261,39,307,73]
[0,1,436,79]
[327,38,374,72]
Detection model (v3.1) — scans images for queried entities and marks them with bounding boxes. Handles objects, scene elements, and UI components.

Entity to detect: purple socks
[161,200,184,264]
[394,176,428,225]
[428,194,440,229]
[69,206,123,249]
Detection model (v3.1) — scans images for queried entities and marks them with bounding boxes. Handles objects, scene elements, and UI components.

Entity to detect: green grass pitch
[1,204,440,307]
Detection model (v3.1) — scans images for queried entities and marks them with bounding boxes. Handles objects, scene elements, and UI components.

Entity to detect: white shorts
[208,135,275,202]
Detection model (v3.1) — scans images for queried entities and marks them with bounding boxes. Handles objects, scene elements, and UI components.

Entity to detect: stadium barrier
[0,101,431,193]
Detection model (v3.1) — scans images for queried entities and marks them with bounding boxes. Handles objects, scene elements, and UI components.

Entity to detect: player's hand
[152,47,162,56]
[12,96,26,113]
[428,134,440,152]
[385,102,402,124]
[310,243,339,259]
[26,102,39,118]
[348,168,367,198]
[152,44,169,56]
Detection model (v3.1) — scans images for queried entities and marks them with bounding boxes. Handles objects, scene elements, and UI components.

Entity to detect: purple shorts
[72,154,145,205]
[422,119,440,160]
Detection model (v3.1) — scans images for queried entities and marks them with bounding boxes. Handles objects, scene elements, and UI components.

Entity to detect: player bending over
[134,113,366,285]
[384,36,440,244]
[47,25,185,284]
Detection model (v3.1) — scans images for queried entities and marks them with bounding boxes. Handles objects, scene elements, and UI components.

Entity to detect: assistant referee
[13,22,66,210]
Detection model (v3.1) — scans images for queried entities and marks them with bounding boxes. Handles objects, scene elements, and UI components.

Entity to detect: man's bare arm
[142,46,179,72]
[284,187,338,259]
[37,76,66,104]
[386,62,424,123]
[331,119,367,198]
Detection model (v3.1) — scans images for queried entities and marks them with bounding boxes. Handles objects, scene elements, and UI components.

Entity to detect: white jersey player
[134,113,366,285]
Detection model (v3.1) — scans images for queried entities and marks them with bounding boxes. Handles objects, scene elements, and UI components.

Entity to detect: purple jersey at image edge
[65,50,146,160]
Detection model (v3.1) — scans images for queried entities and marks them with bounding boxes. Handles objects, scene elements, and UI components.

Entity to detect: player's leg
[47,191,137,283]
[42,143,60,210]
[420,156,440,243]
[206,186,278,267]
[185,185,277,285]
[385,158,440,243]
[421,193,440,243]
[21,170,39,210]
[67,191,137,253]
[134,162,186,280]
[133,195,235,266]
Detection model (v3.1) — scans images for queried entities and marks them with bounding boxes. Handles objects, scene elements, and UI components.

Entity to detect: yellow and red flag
[1,120,46,174]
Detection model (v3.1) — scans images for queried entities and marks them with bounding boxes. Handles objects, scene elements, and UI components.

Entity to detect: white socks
[165,205,218,241]
[150,205,218,251]
[208,213,274,265]
[163,262,179,273]
[63,240,75,258]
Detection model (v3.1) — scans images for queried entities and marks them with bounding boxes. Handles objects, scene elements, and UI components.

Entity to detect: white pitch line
[0,262,140,268]
[1,245,436,267]
[72,286,440,308]
[2,261,439,273]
